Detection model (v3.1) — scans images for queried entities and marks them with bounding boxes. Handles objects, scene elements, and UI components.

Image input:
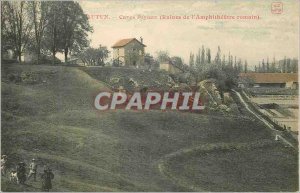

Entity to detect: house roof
[111,38,146,48]
[239,73,298,83]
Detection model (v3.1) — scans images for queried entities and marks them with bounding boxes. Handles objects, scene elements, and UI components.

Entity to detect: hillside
[82,66,175,91]
[1,64,298,192]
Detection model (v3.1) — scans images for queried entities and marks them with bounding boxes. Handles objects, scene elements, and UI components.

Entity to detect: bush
[33,55,61,65]
[7,73,21,83]
[112,59,123,67]
[20,72,38,84]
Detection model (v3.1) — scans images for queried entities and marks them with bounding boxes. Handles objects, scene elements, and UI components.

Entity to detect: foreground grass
[1,64,298,191]
[160,141,298,192]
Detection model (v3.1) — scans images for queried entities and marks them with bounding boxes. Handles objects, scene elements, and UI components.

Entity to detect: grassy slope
[1,64,298,191]
[161,141,298,192]
[82,66,173,91]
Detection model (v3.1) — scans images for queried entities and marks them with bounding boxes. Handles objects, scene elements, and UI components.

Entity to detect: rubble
[218,104,228,111]
[129,78,139,87]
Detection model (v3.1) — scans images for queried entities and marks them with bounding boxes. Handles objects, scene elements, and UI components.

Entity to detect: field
[1,64,298,191]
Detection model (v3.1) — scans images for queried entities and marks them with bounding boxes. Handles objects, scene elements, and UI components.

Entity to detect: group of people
[1,155,55,192]
[15,159,38,184]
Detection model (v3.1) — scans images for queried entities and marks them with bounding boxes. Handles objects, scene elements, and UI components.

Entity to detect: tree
[291,58,298,73]
[29,1,50,64]
[271,57,276,73]
[262,59,265,72]
[79,45,109,66]
[189,67,202,86]
[221,54,226,67]
[237,58,242,72]
[1,1,33,62]
[234,56,237,68]
[171,56,184,68]
[60,1,92,62]
[195,48,201,67]
[283,56,287,72]
[200,45,205,65]
[244,60,248,73]
[144,53,156,69]
[43,1,64,64]
[189,52,194,68]
[286,58,291,73]
[1,2,15,60]
[234,56,237,71]
[204,63,238,93]
[97,45,109,66]
[214,46,221,65]
[156,50,169,63]
[227,51,231,67]
[79,47,95,65]
[266,57,270,72]
[206,48,211,63]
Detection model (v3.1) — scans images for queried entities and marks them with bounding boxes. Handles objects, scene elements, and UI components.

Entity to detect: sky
[78,0,299,68]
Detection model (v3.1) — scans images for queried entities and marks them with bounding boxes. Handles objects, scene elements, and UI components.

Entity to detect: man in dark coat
[16,162,26,184]
[41,167,54,192]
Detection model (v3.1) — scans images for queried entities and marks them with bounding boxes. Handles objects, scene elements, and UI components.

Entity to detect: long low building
[239,73,298,89]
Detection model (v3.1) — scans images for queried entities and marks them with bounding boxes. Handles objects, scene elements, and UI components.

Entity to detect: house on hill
[112,37,146,68]
[239,73,298,89]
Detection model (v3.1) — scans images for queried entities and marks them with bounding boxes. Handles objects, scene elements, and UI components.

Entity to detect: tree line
[1,1,92,64]
[187,46,248,92]
[155,46,247,92]
[254,57,298,73]
[79,45,110,66]
[189,46,248,74]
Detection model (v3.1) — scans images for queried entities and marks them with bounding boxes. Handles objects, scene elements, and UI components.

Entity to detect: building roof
[239,73,298,83]
[111,38,146,48]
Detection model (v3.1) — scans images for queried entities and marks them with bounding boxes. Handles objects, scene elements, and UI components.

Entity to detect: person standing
[28,158,38,181]
[1,155,8,176]
[41,167,54,192]
[16,162,26,184]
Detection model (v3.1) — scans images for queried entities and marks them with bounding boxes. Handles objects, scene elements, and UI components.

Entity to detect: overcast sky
[79,0,299,67]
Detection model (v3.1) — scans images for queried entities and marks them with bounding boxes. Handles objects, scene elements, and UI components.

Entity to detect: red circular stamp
[271,2,283,14]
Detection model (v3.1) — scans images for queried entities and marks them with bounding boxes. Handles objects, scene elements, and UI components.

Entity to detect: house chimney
[140,37,143,44]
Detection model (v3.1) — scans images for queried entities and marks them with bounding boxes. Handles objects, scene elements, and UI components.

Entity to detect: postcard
[1,0,299,192]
